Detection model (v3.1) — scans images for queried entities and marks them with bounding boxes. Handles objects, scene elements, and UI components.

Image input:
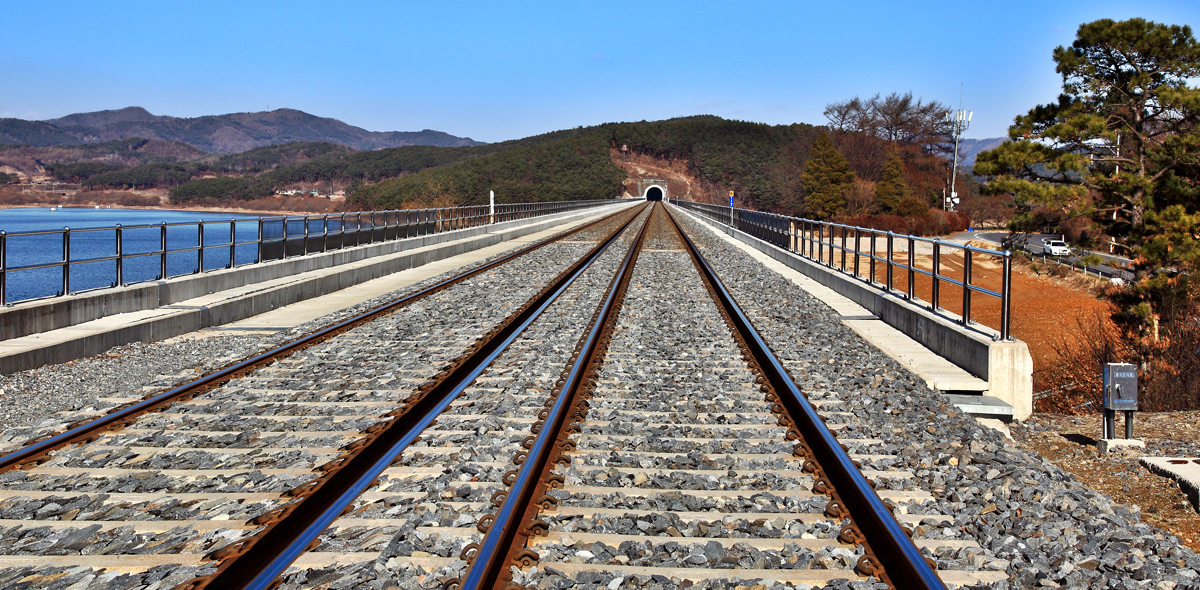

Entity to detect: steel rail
[454,203,656,590]
[661,205,946,589]
[0,204,641,475]
[182,203,651,590]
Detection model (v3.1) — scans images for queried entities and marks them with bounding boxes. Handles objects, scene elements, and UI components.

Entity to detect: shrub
[840,208,970,237]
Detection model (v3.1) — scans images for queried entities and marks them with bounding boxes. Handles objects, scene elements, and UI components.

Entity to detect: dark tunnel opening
[645,186,664,201]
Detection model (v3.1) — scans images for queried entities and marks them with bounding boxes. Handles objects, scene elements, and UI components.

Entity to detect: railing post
[818,224,825,265]
[907,236,916,300]
[61,227,71,296]
[161,222,168,279]
[115,224,124,286]
[0,231,6,305]
[852,227,860,278]
[303,215,310,255]
[1001,251,1012,339]
[811,222,817,263]
[229,220,236,269]
[322,215,329,253]
[197,221,205,273]
[256,218,264,263]
[840,226,847,271]
[282,216,289,258]
[931,240,941,311]
[870,231,877,284]
[962,249,973,327]
[886,232,894,291]
[789,221,796,252]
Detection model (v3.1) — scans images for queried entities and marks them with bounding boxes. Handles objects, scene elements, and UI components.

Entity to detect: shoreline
[0,187,346,216]
[0,202,332,216]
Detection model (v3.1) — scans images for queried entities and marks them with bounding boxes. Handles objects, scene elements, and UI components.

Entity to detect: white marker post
[489,190,495,224]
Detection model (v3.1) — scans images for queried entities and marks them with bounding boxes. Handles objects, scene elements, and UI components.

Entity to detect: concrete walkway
[180,214,607,339]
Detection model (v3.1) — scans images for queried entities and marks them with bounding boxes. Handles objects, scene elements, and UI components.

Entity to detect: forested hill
[0,107,482,153]
[346,112,965,229]
[348,116,819,211]
[956,137,1006,167]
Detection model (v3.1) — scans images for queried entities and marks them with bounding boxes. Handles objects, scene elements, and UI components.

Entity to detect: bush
[840,208,970,237]
[0,188,52,206]
[1040,303,1200,412]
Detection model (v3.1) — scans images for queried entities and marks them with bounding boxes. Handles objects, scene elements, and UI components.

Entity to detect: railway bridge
[0,201,1189,589]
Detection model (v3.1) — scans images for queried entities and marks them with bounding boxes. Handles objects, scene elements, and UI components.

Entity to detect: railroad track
[0,202,1009,589]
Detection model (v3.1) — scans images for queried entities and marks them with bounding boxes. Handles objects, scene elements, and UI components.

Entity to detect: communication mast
[945,108,972,212]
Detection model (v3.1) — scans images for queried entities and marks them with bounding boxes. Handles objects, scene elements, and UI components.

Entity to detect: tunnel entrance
[638,179,668,202]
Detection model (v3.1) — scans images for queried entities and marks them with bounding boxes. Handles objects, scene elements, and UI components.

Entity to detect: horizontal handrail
[673,199,1013,340]
[0,200,611,306]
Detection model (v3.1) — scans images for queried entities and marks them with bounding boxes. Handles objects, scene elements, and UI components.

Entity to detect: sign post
[728,190,735,226]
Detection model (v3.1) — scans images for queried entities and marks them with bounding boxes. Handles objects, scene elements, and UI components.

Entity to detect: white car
[1043,239,1071,256]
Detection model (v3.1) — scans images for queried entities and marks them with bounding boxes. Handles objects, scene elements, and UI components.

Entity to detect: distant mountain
[0,107,483,154]
[0,118,83,147]
[956,137,1007,167]
[42,106,167,129]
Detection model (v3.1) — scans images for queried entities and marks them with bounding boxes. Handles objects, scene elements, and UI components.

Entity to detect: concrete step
[942,394,1014,419]
[1140,457,1200,512]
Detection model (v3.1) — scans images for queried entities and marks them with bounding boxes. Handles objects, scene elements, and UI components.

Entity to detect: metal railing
[1022,249,1131,282]
[674,200,1014,340]
[0,200,611,306]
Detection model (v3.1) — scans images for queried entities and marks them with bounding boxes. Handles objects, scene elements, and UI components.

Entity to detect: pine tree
[800,133,855,220]
[875,148,910,214]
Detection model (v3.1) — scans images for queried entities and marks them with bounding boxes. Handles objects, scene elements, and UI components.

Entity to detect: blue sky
[4,1,1198,143]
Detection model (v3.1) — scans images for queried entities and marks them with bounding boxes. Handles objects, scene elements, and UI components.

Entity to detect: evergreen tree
[975,17,1200,258]
[975,17,1200,395]
[800,132,855,219]
[874,148,910,214]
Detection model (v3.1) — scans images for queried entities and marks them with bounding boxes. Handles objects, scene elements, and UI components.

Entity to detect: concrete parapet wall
[710,222,1033,420]
[0,205,625,346]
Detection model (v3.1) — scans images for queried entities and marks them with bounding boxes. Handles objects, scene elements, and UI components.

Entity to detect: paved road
[952,231,1133,281]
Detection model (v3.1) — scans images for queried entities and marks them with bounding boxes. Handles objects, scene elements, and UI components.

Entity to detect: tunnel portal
[645,186,664,202]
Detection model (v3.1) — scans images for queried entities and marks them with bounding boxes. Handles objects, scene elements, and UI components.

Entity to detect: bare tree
[843,178,878,216]
[823,97,874,133]
[825,92,953,155]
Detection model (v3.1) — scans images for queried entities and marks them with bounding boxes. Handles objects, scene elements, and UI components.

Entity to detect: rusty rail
[662,204,945,589]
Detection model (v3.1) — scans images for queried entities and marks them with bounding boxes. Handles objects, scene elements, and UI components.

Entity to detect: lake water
[0,208,264,303]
